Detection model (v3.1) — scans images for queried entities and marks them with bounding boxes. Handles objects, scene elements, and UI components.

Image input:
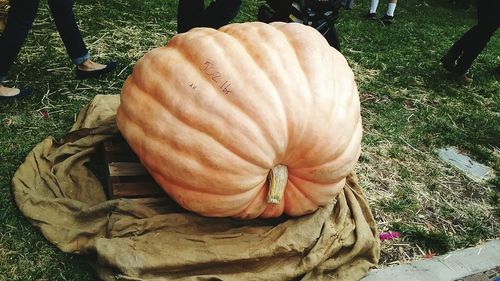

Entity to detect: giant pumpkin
[116,22,362,219]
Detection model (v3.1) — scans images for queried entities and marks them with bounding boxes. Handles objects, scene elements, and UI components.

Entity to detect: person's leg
[441,23,477,71]
[47,0,88,64]
[194,0,242,30]
[386,0,397,16]
[324,24,341,52]
[177,0,205,33]
[47,0,116,78]
[0,0,39,80]
[454,23,497,75]
[477,0,500,28]
[0,0,39,97]
[380,0,397,24]
[442,24,475,68]
[267,0,292,22]
[453,0,499,75]
[447,31,469,56]
[369,0,379,13]
[366,0,379,19]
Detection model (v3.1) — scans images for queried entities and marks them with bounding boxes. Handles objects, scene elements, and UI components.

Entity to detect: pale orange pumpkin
[116,22,362,219]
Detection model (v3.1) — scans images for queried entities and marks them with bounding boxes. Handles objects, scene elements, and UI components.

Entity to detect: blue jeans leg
[47,0,89,65]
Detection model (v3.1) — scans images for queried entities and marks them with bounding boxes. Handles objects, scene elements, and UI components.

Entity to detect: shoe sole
[75,62,117,79]
[0,87,32,100]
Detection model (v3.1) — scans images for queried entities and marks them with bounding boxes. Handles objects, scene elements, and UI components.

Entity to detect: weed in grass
[392,222,454,254]
[379,184,420,214]
[458,208,496,247]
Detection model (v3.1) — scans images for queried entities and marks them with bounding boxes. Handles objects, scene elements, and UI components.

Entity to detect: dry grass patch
[358,142,498,266]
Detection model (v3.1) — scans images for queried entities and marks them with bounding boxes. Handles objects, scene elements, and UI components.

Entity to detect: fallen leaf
[39,110,49,119]
[423,250,437,259]
[425,222,435,230]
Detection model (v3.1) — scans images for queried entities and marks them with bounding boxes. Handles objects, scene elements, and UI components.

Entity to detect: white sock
[369,0,379,13]
[387,3,397,16]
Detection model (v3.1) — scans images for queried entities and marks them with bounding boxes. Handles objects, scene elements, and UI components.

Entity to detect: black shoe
[365,12,377,20]
[440,53,456,73]
[447,72,472,84]
[75,61,117,79]
[380,14,394,24]
[0,87,32,101]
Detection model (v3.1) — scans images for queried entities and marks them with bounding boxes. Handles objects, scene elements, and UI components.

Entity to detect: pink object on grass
[379,231,401,241]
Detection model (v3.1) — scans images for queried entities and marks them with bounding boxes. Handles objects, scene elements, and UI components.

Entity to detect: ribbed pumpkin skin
[116,22,362,219]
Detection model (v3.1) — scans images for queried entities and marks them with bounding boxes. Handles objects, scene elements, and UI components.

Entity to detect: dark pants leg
[47,0,88,64]
[177,0,205,33]
[448,0,499,75]
[0,0,89,80]
[177,0,242,33]
[325,24,341,52]
[267,0,292,21]
[454,24,497,75]
[0,0,39,78]
[446,26,474,60]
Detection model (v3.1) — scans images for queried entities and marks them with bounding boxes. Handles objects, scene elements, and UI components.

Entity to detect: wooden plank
[101,133,167,200]
[112,181,165,198]
[108,162,149,177]
[102,140,115,199]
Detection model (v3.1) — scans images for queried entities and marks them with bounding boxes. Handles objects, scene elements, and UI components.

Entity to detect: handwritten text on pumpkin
[200,60,232,95]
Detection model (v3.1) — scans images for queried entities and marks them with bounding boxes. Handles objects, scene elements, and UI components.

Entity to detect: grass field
[0,0,499,279]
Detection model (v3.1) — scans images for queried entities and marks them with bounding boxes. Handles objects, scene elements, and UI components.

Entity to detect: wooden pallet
[102,134,166,199]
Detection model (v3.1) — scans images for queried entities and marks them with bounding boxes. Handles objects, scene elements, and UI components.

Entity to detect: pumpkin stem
[267,164,288,204]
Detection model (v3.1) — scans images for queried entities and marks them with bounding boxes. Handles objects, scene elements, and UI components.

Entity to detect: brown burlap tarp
[12,95,380,281]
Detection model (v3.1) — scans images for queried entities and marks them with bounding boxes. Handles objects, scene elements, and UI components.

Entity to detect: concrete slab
[363,239,500,281]
[438,147,495,183]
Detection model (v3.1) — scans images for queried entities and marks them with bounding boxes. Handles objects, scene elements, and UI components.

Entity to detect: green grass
[0,0,499,279]
[392,222,454,255]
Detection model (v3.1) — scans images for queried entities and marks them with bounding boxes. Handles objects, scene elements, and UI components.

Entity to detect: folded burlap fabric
[12,95,379,281]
